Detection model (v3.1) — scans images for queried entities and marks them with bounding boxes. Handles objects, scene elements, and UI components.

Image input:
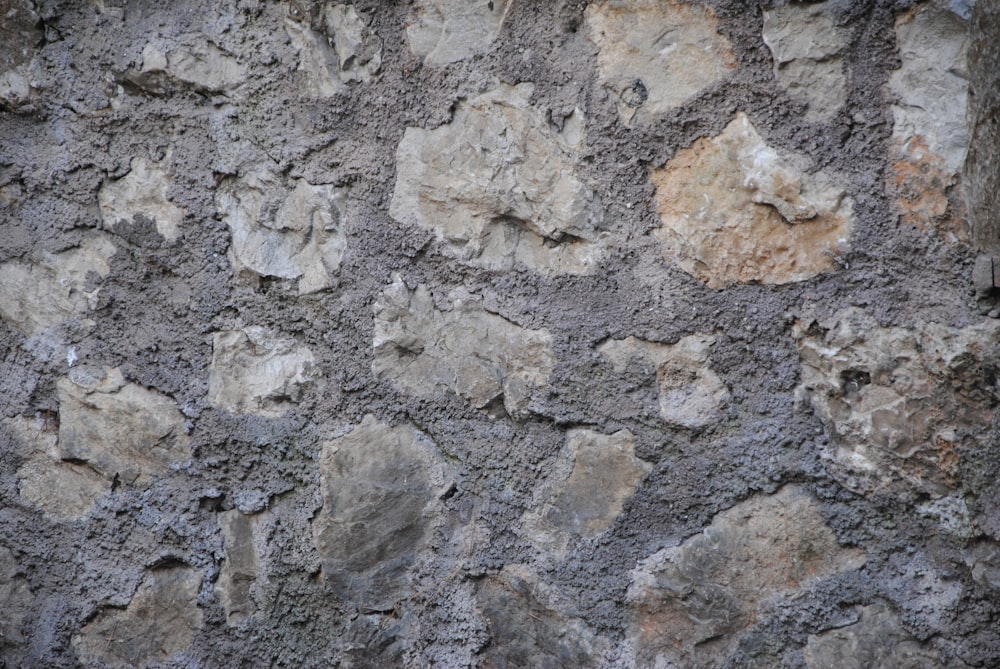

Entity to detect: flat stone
[651,112,853,288]
[285,4,382,97]
[129,36,246,94]
[207,327,316,417]
[390,83,605,276]
[217,510,270,626]
[628,485,865,669]
[99,157,185,243]
[406,0,512,65]
[0,546,32,647]
[0,235,116,336]
[967,1,1000,250]
[585,0,736,125]
[218,169,347,294]
[599,334,730,428]
[373,274,554,418]
[72,566,203,668]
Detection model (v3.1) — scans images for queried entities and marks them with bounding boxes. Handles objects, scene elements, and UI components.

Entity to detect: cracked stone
[285,4,382,97]
[127,35,246,94]
[99,157,185,244]
[406,0,512,65]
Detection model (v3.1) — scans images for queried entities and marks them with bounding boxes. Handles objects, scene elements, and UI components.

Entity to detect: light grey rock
[218,510,271,626]
[390,83,605,276]
[72,566,203,668]
[130,36,246,94]
[207,327,316,417]
[98,157,185,243]
[406,0,512,65]
[0,547,32,647]
[285,4,382,97]
[0,0,42,112]
[964,541,1000,590]
[585,0,736,125]
[373,274,554,418]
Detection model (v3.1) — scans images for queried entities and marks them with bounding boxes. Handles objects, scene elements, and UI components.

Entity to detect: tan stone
[218,510,270,626]
[406,0,512,65]
[373,274,554,418]
[628,485,866,669]
[285,4,382,97]
[599,334,729,428]
[99,157,185,242]
[651,112,853,288]
[585,0,736,125]
[390,83,605,276]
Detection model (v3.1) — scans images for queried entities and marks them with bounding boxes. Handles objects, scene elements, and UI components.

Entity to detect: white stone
[98,157,185,242]
[406,0,512,65]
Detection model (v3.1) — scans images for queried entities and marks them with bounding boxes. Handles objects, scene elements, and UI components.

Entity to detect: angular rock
[964,541,1000,590]
[0,546,32,648]
[390,83,605,276]
[72,566,203,668]
[651,112,853,288]
[217,510,270,626]
[128,36,246,94]
[406,0,512,65]
[585,0,736,125]
[763,1,849,121]
[207,327,316,417]
[0,234,116,336]
[285,4,382,97]
[794,308,1000,497]
[57,367,191,485]
[887,5,970,239]
[373,274,554,417]
[218,169,347,294]
[0,0,42,112]
[628,485,865,669]
[98,157,185,243]
[522,429,651,556]
[312,415,453,611]
[599,334,730,428]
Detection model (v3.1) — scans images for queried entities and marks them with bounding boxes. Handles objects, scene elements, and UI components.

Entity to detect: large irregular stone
[391,83,604,276]
[98,157,185,244]
[218,169,347,294]
[217,510,270,626]
[285,4,382,97]
[585,0,736,125]
[0,0,42,112]
[599,334,730,428]
[887,4,970,239]
[207,327,316,417]
[72,566,203,668]
[794,308,1000,498]
[627,485,865,669]
[372,274,554,417]
[964,541,1000,590]
[126,35,246,94]
[966,0,1000,250]
[522,429,651,556]
[651,112,853,288]
[57,367,191,486]
[312,415,454,611]
[406,0,512,65]
[0,235,116,336]
[0,547,32,648]
[763,1,849,122]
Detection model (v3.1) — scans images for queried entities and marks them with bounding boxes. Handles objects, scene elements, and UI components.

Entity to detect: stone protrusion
[652,113,853,288]
[406,0,512,65]
[0,0,42,112]
[217,509,270,626]
[98,157,185,244]
[126,36,246,94]
[285,4,382,97]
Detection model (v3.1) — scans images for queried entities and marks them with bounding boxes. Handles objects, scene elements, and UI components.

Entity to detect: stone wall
[1,0,999,667]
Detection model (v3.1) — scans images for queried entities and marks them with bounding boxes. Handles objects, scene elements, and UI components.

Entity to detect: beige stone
[373,274,554,418]
[390,83,605,276]
[134,36,246,93]
[628,485,866,669]
[207,327,316,417]
[585,0,736,125]
[651,112,853,288]
[0,235,116,336]
[72,566,203,668]
[406,0,512,65]
[218,510,270,626]
[285,4,382,97]
[599,334,729,428]
[99,157,185,242]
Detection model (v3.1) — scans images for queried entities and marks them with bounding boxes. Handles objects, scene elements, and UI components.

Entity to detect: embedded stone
[207,327,316,417]
[651,112,853,288]
[599,334,730,428]
[390,83,604,276]
[0,0,42,112]
[406,0,512,65]
[72,566,203,668]
[312,415,454,611]
[218,510,270,626]
[967,0,1000,250]
[285,4,382,97]
[0,546,32,647]
[794,308,1000,497]
[129,36,246,94]
[217,169,347,294]
[373,274,554,417]
[98,157,185,243]
[964,541,1000,590]
[585,0,736,125]
[628,485,865,669]
[0,235,116,336]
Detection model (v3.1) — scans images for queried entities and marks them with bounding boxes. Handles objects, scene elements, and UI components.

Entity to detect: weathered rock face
[313,415,454,611]
[373,275,554,417]
[965,541,1000,590]
[794,308,1000,498]
[0,547,32,648]
[98,157,185,244]
[406,0,512,65]
[72,566,203,668]
[0,235,116,336]
[218,170,347,295]
[652,112,853,288]
[217,510,270,626]
[762,1,848,122]
[207,327,315,417]
[599,334,730,429]
[125,36,246,94]
[627,485,866,669]
[0,0,42,112]
[391,83,604,276]
[966,1,1000,250]
[888,4,970,240]
[585,0,735,125]
[285,4,382,97]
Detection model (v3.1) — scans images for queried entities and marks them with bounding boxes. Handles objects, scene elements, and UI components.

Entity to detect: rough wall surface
[1,0,999,667]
